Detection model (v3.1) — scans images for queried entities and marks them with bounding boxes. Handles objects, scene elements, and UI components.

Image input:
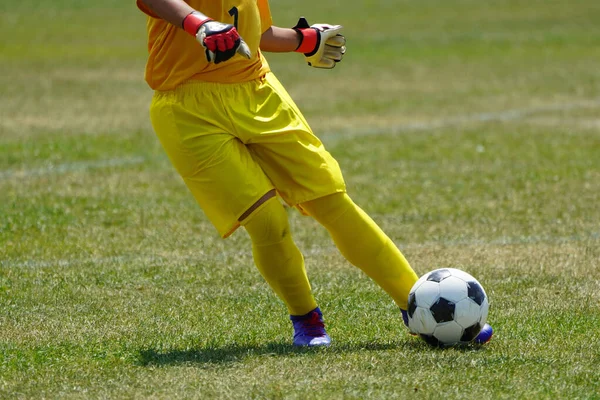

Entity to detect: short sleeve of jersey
[136,0,159,18]
[257,0,272,33]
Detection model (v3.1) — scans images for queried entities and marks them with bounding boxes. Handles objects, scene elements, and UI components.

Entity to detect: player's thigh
[245,74,346,206]
[150,96,274,236]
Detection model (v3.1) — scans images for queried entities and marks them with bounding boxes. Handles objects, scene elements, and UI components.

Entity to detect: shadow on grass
[136,340,413,367]
[136,335,490,367]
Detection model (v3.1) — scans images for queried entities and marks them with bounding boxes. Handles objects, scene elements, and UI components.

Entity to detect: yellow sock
[302,193,418,309]
[243,197,317,315]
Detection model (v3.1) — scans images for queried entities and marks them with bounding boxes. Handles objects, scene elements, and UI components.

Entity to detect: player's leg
[149,82,329,345]
[232,74,491,343]
[242,196,331,346]
[302,194,494,343]
[236,73,414,322]
[300,192,419,310]
[242,195,317,316]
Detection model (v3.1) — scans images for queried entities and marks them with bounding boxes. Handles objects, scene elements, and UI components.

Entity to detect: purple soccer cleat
[473,323,493,344]
[290,307,331,347]
[401,308,410,329]
[400,309,417,336]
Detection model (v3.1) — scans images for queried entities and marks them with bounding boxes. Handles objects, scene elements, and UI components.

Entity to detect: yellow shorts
[149,72,346,238]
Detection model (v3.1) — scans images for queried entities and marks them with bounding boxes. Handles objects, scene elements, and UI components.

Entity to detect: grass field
[1,0,600,398]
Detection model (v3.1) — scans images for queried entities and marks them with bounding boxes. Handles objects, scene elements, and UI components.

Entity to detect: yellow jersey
[137,0,273,90]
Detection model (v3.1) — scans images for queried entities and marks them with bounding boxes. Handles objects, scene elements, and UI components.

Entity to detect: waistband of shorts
[154,74,269,98]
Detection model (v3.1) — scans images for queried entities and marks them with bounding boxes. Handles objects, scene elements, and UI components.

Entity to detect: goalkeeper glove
[183,11,251,64]
[293,17,346,69]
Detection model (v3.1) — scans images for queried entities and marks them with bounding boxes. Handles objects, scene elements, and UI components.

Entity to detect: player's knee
[301,192,355,226]
[244,197,291,247]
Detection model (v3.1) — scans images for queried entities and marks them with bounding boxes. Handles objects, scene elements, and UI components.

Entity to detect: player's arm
[260,18,346,69]
[137,0,193,27]
[138,0,251,63]
[260,27,302,52]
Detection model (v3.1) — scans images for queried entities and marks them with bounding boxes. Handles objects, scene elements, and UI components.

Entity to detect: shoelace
[294,312,325,337]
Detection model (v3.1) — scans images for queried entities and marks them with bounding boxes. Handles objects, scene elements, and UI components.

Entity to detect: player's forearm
[260,27,302,52]
[138,0,197,28]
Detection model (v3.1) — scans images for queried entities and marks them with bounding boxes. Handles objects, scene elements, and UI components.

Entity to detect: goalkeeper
[137,0,427,346]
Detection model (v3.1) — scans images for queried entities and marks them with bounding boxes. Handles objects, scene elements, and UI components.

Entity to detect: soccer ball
[407,268,489,347]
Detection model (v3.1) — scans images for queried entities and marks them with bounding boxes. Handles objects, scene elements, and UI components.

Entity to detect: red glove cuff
[182,11,212,36]
[295,28,319,54]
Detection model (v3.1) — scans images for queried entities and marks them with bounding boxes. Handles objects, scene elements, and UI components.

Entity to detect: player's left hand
[293,17,346,69]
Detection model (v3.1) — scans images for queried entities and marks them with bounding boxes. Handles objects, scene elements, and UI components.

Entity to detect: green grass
[1,0,600,398]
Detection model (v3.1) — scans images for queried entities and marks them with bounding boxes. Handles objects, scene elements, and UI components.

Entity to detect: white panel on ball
[446,268,476,282]
[410,307,437,335]
[480,297,490,326]
[414,280,440,308]
[438,276,469,303]
[454,298,482,328]
[434,321,463,344]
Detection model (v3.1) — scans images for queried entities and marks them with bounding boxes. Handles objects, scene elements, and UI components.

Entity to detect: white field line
[0,156,145,180]
[2,100,598,268]
[1,99,598,179]
[2,231,598,269]
[321,98,600,141]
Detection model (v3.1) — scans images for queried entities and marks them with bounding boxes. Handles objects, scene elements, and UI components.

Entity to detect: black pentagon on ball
[467,281,486,305]
[426,269,452,283]
[408,292,417,318]
[430,297,455,323]
[460,322,482,342]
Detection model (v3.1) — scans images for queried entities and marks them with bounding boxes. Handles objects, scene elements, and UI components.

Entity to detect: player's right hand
[196,20,251,64]
[183,11,251,64]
